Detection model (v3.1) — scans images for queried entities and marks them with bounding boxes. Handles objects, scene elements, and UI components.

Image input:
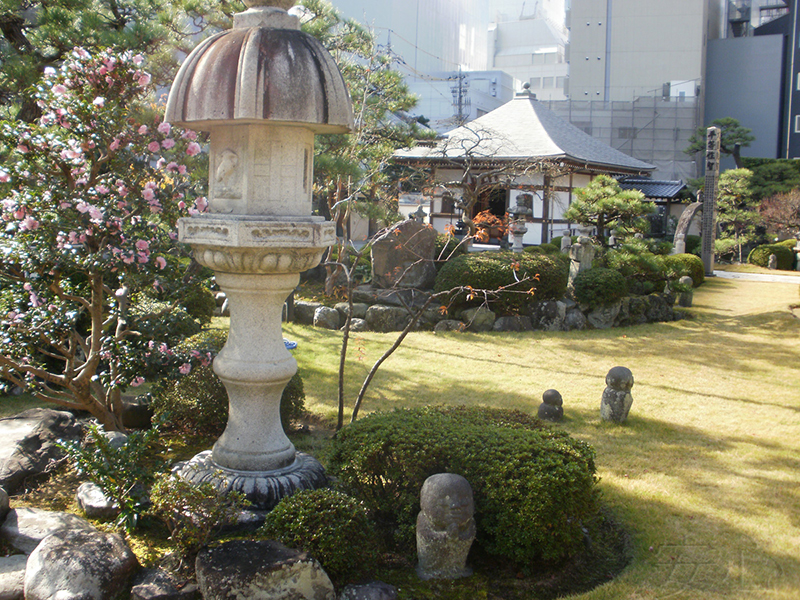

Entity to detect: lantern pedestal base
[173,450,327,510]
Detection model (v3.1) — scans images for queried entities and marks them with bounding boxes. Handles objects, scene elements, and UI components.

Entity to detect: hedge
[661,253,705,287]
[325,406,599,566]
[748,243,794,271]
[572,267,628,308]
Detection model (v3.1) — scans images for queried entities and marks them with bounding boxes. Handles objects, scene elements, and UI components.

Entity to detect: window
[529,77,542,88]
[618,127,637,139]
[796,75,800,91]
[795,115,800,133]
[556,77,566,89]
[543,77,554,88]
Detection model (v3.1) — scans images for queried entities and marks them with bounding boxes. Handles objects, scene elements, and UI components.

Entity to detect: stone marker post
[164,0,353,508]
[701,127,721,277]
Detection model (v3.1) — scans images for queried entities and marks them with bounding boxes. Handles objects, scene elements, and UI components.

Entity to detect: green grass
[283,277,800,600]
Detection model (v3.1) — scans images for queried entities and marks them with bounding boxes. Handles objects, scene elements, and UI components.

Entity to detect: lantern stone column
[165,0,353,508]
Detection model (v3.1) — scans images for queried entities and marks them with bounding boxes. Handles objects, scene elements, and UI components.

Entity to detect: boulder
[646,293,674,323]
[492,316,533,332]
[563,308,587,331]
[0,487,8,524]
[531,300,566,331]
[371,219,437,289]
[0,508,96,554]
[0,409,82,496]
[615,296,648,327]
[586,302,622,330]
[0,554,26,600]
[75,482,119,521]
[294,301,322,325]
[351,286,431,310]
[121,396,153,430]
[365,305,412,333]
[461,306,496,333]
[434,320,466,333]
[313,306,341,330]
[195,540,335,600]
[24,528,138,600]
[334,302,368,321]
[345,318,368,332]
[130,567,200,600]
[339,581,398,600]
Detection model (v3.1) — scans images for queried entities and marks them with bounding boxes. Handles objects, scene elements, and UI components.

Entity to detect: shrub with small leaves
[685,234,702,256]
[573,267,628,309]
[259,489,377,583]
[748,243,795,270]
[60,422,162,531]
[662,253,704,287]
[152,329,306,435]
[149,473,249,559]
[325,406,598,567]
[434,251,568,314]
[434,233,467,269]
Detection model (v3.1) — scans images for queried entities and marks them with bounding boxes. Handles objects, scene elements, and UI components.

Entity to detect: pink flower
[135,239,149,251]
[147,141,161,153]
[96,184,109,194]
[155,256,167,269]
[0,170,9,183]
[133,54,144,66]
[138,125,148,135]
[195,197,208,212]
[166,162,178,172]
[88,205,103,220]
[138,73,151,86]
[17,145,29,154]
[178,165,187,175]
[76,201,90,214]
[158,122,171,134]
[143,188,155,201]
[52,84,67,95]
[92,97,105,109]
[181,130,198,141]
[161,138,175,150]
[19,216,39,231]
[130,376,145,387]
[186,142,201,156]
[109,138,121,151]
[179,363,192,375]
[178,200,186,209]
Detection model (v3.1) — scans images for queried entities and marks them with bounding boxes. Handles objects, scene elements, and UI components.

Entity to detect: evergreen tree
[715,168,761,263]
[684,117,755,169]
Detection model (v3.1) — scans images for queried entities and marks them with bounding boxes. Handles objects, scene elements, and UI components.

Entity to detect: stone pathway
[713,270,800,284]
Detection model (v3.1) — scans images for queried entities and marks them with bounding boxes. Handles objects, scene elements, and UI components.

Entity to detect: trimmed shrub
[325,406,599,566]
[603,242,665,295]
[550,235,577,249]
[649,240,673,256]
[778,238,797,248]
[540,242,560,254]
[662,253,704,287]
[152,329,305,435]
[748,243,794,270]
[434,251,568,314]
[259,489,377,583]
[434,233,468,268]
[572,267,628,308]
[180,284,217,326]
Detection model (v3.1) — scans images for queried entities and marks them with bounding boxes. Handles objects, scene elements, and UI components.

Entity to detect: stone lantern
[164,0,353,508]
[508,193,533,252]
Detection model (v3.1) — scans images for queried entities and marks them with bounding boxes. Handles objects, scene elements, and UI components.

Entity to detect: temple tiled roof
[618,178,687,199]
[395,89,655,175]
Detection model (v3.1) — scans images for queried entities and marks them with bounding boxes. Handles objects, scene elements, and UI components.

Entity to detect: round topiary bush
[748,243,794,270]
[152,330,305,435]
[434,251,568,314]
[259,489,377,583]
[539,242,560,254]
[661,253,704,287]
[325,406,599,567]
[572,267,628,308]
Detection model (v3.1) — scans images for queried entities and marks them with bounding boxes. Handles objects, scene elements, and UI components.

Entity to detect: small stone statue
[768,253,777,270]
[416,473,475,580]
[600,366,634,423]
[560,236,572,253]
[537,389,563,422]
[677,275,694,307]
[568,236,596,290]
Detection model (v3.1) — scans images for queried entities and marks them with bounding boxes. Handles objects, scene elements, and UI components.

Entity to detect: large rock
[586,301,622,330]
[313,306,341,330]
[196,540,335,600]
[334,302,368,321]
[531,300,566,331]
[0,508,95,554]
[615,296,648,328]
[339,581,398,600]
[492,316,533,332]
[75,482,119,521]
[371,219,437,289]
[365,305,412,333]
[434,320,466,333]
[130,567,200,600]
[24,528,138,600]
[461,306,496,333]
[293,301,322,325]
[0,554,26,600]
[563,308,587,331]
[0,409,82,496]
[645,293,674,323]
[0,487,8,524]
[351,286,431,309]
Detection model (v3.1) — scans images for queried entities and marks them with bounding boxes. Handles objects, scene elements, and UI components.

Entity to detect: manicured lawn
[284,276,800,600]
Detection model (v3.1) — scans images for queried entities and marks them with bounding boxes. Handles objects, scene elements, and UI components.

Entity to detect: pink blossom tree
[0,48,212,430]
